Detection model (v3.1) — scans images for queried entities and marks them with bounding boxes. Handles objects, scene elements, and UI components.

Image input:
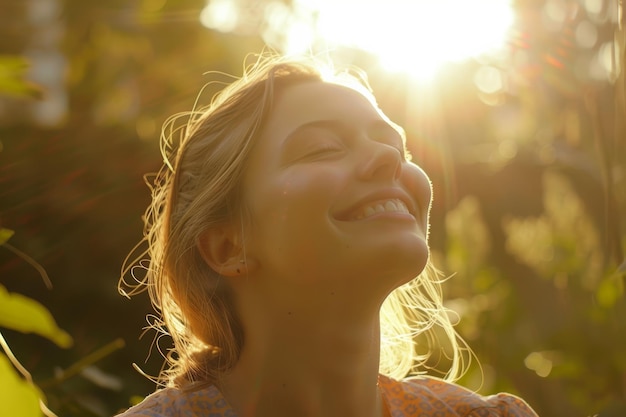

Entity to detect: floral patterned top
[115,374,538,417]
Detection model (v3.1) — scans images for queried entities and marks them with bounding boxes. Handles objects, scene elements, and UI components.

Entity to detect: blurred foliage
[0,228,68,417]
[0,283,73,349]
[0,56,42,99]
[0,354,44,417]
[0,0,624,416]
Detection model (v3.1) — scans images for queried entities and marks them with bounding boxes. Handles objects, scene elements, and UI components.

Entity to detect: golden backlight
[201,0,516,81]
[287,0,515,80]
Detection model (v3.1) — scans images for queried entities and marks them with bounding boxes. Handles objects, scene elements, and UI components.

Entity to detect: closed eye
[303,142,345,160]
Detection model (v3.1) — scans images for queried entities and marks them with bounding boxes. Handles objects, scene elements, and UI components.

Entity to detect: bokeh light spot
[474,66,504,94]
[525,351,554,377]
[583,0,603,15]
[575,20,598,48]
[598,41,620,81]
[544,0,568,26]
[200,0,238,32]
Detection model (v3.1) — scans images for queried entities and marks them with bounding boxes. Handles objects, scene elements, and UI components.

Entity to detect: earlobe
[197,225,253,277]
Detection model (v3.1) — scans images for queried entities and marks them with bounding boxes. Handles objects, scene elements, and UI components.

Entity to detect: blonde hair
[120,53,467,388]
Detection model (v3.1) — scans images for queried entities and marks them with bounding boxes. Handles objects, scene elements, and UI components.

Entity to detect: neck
[218,289,385,417]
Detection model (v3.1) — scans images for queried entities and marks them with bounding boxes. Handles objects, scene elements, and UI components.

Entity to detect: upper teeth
[352,199,410,220]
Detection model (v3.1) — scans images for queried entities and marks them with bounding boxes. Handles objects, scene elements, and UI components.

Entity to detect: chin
[375,238,430,285]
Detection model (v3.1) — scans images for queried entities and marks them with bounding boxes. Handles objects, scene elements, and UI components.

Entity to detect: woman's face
[240,81,432,298]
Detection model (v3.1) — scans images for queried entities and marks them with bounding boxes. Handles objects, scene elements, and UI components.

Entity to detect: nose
[357,140,403,181]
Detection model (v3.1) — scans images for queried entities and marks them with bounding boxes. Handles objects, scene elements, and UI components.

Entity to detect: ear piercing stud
[236,259,246,274]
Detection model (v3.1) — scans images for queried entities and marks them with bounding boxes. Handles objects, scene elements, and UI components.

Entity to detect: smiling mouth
[348,198,412,220]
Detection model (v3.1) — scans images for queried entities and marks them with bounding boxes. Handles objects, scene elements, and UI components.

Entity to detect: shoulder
[379,374,539,417]
[114,385,234,417]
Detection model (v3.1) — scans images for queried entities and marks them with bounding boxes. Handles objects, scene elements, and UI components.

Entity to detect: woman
[117,55,538,417]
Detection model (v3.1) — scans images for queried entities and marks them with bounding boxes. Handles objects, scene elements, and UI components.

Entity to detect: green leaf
[0,353,44,417]
[0,286,73,348]
[0,228,14,245]
[0,55,43,99]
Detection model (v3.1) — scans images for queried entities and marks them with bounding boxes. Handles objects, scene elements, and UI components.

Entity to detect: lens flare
[294,0,515,80]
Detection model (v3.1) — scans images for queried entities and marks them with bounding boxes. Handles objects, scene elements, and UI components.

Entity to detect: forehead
[264,81,385,135]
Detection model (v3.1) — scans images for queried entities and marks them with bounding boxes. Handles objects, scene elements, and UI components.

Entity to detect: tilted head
[121,54,466,387]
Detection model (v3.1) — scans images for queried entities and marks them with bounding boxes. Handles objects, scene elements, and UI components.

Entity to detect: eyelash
[307,140,411,161]
[307,143,343,157]
[298,130,409,163]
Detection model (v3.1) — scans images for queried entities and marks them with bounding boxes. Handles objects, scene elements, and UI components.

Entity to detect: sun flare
[200,0,515,81]
[296,0,515,80]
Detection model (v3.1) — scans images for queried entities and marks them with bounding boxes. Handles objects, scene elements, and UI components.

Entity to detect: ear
[197,224,253,277]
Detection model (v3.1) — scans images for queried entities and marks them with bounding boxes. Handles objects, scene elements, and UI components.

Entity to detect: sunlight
[289,0,515,80]
[200,0,515,81]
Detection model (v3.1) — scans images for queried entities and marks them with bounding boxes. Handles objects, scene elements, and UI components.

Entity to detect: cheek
[244,172,340,273]
[251,175,329,224]
[404,163,433,214]
[247,165,346,221]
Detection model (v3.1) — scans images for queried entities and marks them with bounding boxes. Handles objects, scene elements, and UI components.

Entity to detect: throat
[217,320,384,417]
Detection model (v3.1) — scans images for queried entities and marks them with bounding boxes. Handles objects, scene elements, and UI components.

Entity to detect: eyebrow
[282,119,404,150]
